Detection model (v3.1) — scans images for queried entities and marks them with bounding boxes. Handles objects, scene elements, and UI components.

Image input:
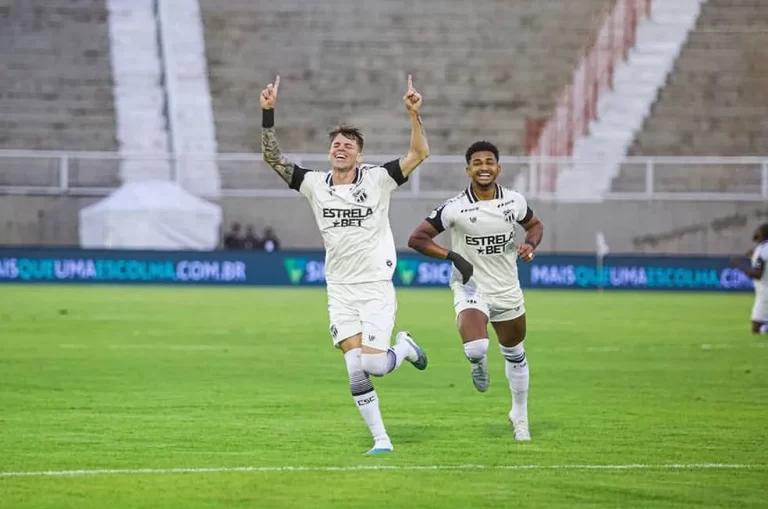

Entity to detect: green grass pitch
[0,285,766,508]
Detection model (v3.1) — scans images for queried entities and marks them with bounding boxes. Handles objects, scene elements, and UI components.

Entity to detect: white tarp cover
[79,181,222,250]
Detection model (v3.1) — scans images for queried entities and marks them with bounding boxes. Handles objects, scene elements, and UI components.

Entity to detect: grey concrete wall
[0,195,99,246]
[531,200,768,255]
[221,197,768,255]
[3,193,766,255]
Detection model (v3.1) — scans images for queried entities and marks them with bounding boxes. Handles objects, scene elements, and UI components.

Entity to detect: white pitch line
[0,463,763,478]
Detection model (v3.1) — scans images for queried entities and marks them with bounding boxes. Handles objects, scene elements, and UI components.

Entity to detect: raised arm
[260,76,295,185]
[399,75,430,177]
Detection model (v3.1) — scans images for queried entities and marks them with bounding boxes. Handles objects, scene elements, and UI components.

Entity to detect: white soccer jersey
[751,241,768,298]
[426,184,532,295]
[290,159,407,285]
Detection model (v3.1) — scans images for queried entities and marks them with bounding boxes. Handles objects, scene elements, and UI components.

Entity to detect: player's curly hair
[756,223,768,241]
[328,125,364,151]
[465,141,499,163]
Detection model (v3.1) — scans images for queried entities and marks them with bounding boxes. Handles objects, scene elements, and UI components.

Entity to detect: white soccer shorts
[451,283,525,323]
[751,296,768,322]
[326,280,396,350]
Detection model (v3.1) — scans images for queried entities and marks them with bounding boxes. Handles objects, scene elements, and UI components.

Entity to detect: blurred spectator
[223,222,244,250]
[242,224,263,250]
[263,227,281,252]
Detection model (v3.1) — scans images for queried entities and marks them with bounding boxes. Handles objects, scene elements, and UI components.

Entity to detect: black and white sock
[499,342,529,423]
[344,348,390,447]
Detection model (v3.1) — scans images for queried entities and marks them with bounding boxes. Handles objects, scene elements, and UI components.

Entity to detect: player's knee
[463,338,489,363]
[344,348,375,396]
[498,327,526,347]
[343,348,363,374]
[361,352,392,377]
[499,335,525,348]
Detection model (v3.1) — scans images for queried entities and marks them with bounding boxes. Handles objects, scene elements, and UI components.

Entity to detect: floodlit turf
[0,285,766,508]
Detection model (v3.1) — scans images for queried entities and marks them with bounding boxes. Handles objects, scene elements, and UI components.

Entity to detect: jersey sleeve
[379,159,409,191]
[288,164,318,197]
[425,201,454,233]
[512,192,534,225]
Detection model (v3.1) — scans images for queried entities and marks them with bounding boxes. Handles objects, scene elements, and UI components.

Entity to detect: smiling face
[465,150,500,189]
[327,126,364,173]
[328,133,362,172]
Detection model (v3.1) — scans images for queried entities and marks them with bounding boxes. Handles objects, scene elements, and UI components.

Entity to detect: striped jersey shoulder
[442,190,472,208]
[498,185,520,196]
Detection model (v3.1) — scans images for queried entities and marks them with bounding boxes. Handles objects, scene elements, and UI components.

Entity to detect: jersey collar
[465,183,503,203]
[326,167,362,187]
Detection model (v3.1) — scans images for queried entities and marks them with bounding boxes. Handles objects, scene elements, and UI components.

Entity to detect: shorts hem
[490,306,526,322]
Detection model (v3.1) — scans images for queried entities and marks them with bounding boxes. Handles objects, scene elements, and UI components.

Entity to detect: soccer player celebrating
[731,223,768,334]
[259,75,430,454]
[407,141,544,441]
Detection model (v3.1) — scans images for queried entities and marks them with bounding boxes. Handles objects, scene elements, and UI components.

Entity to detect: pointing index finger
[407,74,413,90]
[274,75,280,95]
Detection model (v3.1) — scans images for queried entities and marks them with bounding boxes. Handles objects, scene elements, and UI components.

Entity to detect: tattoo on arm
[261,127,294,184]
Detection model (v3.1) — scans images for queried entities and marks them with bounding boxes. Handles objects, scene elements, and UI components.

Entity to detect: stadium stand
[0,0,118,189]
[0,0,117,150]
[200,0,610,159]
[614,0,768,192]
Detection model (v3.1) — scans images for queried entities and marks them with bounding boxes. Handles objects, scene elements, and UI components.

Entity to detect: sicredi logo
[396,259,419,285]
[416,261,452,285]
[283,258,308,284]
[397,259,453,286]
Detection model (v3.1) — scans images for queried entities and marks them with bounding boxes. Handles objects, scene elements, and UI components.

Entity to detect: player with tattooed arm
[260,75,430,454]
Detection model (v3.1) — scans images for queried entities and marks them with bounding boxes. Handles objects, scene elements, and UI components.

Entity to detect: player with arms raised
[259,75,430,454]
[408,141,544,441]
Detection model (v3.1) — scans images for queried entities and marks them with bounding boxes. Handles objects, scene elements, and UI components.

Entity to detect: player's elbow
[407,232,424,251]
[408,148,430,166]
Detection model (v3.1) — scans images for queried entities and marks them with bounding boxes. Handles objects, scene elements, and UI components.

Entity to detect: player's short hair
[757,223,768,240]
[328,125,364,151]
[465,141,500,163]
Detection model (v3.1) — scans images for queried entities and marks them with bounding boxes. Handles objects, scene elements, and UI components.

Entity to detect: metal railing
[528,0,651,191]
[0,150,766,202]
